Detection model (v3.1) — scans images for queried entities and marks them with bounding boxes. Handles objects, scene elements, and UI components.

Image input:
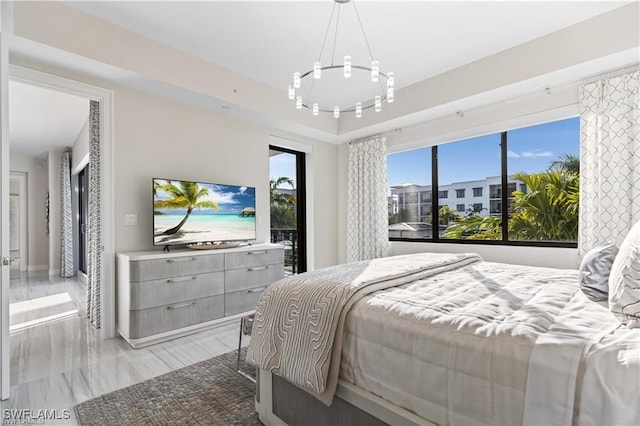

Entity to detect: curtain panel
[578,71,640,254]
[347,136,389,262]
[87,100,102,329]
[60,150,74,278]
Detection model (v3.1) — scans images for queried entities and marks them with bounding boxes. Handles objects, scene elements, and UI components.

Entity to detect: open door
[0,0,12,400]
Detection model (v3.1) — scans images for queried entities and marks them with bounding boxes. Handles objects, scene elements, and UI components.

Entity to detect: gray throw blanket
[247,252,482,404]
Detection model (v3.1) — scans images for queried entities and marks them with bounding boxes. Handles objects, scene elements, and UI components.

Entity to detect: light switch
[124,214,138,226]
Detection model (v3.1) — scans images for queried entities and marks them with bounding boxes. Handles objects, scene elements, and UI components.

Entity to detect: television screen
[153,178,256,247]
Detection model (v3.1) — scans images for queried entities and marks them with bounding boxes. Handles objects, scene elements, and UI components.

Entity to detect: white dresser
[116,244,284,348]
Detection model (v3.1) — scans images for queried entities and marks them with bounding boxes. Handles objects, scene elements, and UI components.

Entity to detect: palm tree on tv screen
[154,180,218,235]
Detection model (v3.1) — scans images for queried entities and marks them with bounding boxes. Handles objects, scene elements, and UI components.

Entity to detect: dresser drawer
[129,271,224,310]
[224,264,284,293]
[130,254,224,282]
[225,288,265,316]
[225,248,283,270]
[128,294,224,339]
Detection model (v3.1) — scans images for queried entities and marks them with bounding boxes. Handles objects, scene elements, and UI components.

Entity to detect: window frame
[389,122,578,249]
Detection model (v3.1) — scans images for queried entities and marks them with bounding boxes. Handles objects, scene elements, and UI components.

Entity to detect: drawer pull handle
[166,257,197,263]
[247,287,268,293]
[166,276,197,283]
[167,300,197,310]
[248,266,268,272]
[248,251,267,255]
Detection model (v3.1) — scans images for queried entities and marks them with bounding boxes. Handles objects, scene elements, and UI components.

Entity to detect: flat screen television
[153,178,256,247]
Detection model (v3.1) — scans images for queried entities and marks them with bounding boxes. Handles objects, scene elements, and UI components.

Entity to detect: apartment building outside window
[386,117,579,247]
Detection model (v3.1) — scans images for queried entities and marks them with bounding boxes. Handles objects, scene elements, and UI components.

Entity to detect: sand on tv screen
[153,178,256,246]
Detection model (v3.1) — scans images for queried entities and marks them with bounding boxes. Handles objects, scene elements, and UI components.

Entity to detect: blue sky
[388,117,579,186]
[270,152,297,187]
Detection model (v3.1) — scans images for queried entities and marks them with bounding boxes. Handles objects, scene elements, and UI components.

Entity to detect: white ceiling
[66,0,630,109]
[8,1,634,151]
[9,80,88,158]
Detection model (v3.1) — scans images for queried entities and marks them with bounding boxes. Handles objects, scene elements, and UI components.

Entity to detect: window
[438,133,501,240]
[387,147,432,239]
[507,117,579,243]
[270,146,307,274]
[387,117,579,247]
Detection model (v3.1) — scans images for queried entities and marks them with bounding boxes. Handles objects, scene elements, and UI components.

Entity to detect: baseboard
[27,265,48,272]
[77,272,88,286]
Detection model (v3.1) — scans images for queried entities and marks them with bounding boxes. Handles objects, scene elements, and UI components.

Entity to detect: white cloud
[521,150,554,158]
[507,150,520,158]
[239,186,247,194]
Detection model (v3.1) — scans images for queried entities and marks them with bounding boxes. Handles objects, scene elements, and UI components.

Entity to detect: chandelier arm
[351,1,375,62]
[330,4,341,66]
[317,2,337,61]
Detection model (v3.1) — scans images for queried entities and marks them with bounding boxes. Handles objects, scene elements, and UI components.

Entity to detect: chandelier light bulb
[294,72,301,89]
[344,55,352,78]
[296,96,303,110]
[313,103,319,116]
[334,106,340,118]
[387,87,394,103]
[371,60,379,82]
[288,85,295,100]
[375,95,381,112]
[313,62,321,79]
[387,71,394,88]
[356,102,362,118]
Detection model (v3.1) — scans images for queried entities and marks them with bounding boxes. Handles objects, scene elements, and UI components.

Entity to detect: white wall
[9,154,49,270]
[110,88,338,267]
[71,118,89,172]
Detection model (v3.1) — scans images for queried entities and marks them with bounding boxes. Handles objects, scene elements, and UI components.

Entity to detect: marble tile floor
[2,273,244,425]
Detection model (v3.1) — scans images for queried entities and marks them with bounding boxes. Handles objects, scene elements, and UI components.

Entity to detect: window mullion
[500,132,509,241]
[432,145,439,242]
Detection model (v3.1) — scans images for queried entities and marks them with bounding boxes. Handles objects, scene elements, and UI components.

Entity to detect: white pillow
[608,220,640,321]
[579,242,618,301]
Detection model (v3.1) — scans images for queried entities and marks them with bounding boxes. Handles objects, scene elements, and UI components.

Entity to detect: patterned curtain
[578,71,640,254]
[87,100,102,329]
[347,136,389,262]
[60,150,74,277]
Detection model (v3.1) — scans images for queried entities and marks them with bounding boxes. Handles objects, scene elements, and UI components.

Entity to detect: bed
[247,223,640,426]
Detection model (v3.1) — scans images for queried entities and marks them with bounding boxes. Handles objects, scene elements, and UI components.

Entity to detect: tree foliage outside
[441,154,580,242]
[270,177,297,229]
[509,169,579,241]
[153,180,218,235]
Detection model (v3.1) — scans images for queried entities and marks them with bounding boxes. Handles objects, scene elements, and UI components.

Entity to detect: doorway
[77,165,88,275]
[269,146,307,275]
[0,65,115,400]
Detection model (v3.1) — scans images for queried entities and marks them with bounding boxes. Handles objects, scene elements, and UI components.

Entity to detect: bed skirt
[255,369,435,426]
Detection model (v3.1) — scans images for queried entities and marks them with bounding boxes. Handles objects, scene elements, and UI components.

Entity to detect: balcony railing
[270,229,298,275]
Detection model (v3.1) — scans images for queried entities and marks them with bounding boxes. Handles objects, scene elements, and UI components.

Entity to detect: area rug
[74,348,261,425]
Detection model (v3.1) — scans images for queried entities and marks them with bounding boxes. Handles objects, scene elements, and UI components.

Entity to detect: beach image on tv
[153,179,256,246]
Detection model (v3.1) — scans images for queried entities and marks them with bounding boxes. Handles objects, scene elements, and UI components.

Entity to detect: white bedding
[248,252,482,404]
[340,261,637,425]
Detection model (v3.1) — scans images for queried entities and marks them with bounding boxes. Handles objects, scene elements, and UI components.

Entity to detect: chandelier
[288,0,394,118]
